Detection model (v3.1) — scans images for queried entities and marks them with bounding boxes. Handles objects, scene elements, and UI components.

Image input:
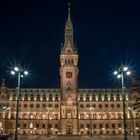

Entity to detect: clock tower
[60,2,79,134]
[60,2,78,102]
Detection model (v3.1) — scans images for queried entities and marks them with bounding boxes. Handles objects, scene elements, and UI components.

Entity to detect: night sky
[0,0,140,89]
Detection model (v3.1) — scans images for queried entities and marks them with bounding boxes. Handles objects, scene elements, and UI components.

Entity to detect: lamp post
[114,65,131,140]
[11,66,28,140]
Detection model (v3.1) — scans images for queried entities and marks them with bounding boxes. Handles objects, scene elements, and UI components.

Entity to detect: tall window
[49,94,52,101]
[55,124,58,128]
[118,123,121,128]
[42,124,45,128]
[43,94,46,101]
[23,123,26,128]
[92,95,95,101]
[93,124,96,129]
[80,94,83,101]
[112,123,115,128]
[87,124,90,128]
[80,124,83,128]
[86,94,89,101]
[24,94,28,100]
[106,124,109,128]
[55,94,59,101]
[36,123,39,128]
[100,124,103,129]
[37,94,40,101]
[98,94,102,101]
[30,94,34,101]
[105,94,108,101]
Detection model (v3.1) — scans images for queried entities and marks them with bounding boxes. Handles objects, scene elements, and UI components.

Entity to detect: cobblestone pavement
[11,135,139,140]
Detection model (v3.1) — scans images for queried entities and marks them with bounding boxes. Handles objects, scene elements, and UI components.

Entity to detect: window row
[80,103,121,109]
[10,113,59,120]
[79,94,128,101]
[10,94,60,101]
[12,103,59,109]
[80,112,124,120]
[80,123,122,129]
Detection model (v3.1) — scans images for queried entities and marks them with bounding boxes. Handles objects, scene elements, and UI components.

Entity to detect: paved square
[13,135,139,140]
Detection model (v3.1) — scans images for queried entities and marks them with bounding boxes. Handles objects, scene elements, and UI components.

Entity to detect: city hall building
[0,3,140,136]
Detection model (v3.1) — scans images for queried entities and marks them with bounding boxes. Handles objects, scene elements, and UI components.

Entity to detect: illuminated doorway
[66,123,72,134]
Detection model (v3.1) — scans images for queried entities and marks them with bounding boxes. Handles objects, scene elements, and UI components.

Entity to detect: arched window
[30,94,34,101]
[49,94,52,101]
[86,94,89,101]
[55,124,58,128]
[13,94,16,100]
[24,94,28,101]
[92,95,95,101]
[80,94,83,101]
[37,94,40,101]
[98,93,102,101]
[42,123,45,128]
[112,123,115,128]
[116,93,120,101]
[43,94,46,101]
[100,124,103,129]
[104,94,108,101]
[55,94,58,101]
[110,93,114,101]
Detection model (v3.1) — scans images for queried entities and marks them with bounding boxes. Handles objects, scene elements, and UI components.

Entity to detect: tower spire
[68,1,71,21]
[61,0,77,54]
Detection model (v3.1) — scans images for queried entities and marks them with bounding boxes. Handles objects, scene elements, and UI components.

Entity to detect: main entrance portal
[66,123,72,134]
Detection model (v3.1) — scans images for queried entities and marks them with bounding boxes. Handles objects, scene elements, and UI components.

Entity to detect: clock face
[66,72,72,78]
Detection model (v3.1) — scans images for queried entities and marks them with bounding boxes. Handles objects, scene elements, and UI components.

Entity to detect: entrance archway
[66,123,72,134]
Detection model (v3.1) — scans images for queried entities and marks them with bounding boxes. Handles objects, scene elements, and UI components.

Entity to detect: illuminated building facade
[0,3,140,136]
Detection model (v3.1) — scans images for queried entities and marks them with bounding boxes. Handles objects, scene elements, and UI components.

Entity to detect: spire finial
[68,1,71,21]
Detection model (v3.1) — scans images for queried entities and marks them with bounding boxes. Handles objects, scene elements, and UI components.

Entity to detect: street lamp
[11,66,28,140]
[114,65,131,140]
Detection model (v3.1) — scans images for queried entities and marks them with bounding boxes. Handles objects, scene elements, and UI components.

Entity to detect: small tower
[0,79,7,101]
[60,1,78,101]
